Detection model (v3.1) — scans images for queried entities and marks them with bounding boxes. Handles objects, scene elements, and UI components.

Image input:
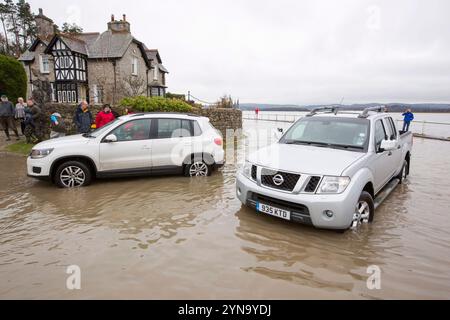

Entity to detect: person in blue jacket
[402,108,414,132]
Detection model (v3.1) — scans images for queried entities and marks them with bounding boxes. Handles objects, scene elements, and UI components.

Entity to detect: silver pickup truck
[236,107,413,231]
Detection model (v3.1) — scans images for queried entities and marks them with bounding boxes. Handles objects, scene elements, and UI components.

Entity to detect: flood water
[1,121,450,299]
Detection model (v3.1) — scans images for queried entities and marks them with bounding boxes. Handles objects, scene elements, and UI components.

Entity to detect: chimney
[107,13,130,33]
[35,8,55,40]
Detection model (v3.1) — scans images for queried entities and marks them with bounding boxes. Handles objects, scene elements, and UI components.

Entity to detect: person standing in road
[0,95,20,141]
[95,104,116,129]
[74,101,93,134]
[402,108,415,132]
[15,97,27,136]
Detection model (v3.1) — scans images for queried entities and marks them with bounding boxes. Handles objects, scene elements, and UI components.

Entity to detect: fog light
[237,188,242,196]
[324,210,334,218]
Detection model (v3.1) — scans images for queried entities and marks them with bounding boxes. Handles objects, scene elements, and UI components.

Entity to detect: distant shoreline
[240,109,450,113]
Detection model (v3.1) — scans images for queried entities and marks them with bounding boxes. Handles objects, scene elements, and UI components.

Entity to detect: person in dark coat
[74,101,93,134]
[0,95,20,141]
[402,109,414,132]
[23,106,38,144]
[26,98,45,141]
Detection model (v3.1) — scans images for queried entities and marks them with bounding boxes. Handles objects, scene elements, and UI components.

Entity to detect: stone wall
[191,108,242,138]
[36,104,242,139]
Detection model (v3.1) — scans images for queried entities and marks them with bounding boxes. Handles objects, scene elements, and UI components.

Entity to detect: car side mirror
[380,139,396,152]
[104,134,118,143]
[274,128,284,140]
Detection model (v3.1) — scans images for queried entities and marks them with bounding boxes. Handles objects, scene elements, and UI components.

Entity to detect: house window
[40,55,50,74]
[153,64,158,80]
[93,85,103,104]
[151,87,160,97]
[132,57,138,75]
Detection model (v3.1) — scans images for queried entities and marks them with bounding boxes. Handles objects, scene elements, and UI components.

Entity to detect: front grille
[304,176,321,193]
[261,168,300,192]
[251,165,257,180]
[250,193,310,217]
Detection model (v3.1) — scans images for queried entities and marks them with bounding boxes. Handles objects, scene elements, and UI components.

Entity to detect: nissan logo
[273,174,285,186]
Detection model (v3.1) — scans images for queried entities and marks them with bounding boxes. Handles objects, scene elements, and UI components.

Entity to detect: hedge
[119,96,193,113]
[0,54,27,104]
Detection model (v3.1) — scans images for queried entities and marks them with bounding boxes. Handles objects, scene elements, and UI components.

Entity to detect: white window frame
[132,57,138,76]
[153,64,158,81]
[93,84,98,104]
[50,83,56,102]
[39,55,50,74]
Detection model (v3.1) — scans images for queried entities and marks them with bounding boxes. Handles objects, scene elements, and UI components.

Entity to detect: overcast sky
[27,0,450,105]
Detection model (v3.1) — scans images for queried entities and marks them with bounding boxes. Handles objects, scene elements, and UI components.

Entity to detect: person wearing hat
[49,112,66,139]
[0,95,20,141]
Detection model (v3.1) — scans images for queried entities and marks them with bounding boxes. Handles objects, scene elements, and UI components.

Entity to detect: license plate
[256,203,291,221]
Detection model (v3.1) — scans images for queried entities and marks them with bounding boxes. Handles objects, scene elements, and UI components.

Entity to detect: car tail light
[214,138,223,146]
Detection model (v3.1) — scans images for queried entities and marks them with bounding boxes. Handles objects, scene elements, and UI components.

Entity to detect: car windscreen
[89,119,122,138]
[280,117,370,150]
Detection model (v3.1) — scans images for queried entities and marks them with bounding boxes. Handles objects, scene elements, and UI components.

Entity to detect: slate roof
[20,28,161,71]
[146,49,169,73]
[18,38,49,62]
[18,50,35,62]
[86,31,134,58]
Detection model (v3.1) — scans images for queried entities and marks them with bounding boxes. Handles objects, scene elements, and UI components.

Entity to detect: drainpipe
[112,60,117,105]
[146,66,149,97]
[28,64,33,96]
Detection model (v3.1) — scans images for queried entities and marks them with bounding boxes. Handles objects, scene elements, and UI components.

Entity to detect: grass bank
[5,141,34,156]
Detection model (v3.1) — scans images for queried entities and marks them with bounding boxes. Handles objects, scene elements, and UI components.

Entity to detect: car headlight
[30,148,54,159]
[317,176,351,194]
[242,161,253,179]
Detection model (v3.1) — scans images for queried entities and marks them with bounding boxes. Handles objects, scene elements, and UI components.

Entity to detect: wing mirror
[380,139,397,152]
[104,134,118,143]
[274,128,284,140]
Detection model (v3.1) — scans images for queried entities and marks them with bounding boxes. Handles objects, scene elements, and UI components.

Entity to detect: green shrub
[119,96,193,113]
[0,54,27,104]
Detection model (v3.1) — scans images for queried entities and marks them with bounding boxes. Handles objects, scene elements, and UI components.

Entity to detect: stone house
[19,9,168,106]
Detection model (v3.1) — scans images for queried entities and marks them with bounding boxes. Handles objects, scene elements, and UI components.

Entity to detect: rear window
[152,118,203,139]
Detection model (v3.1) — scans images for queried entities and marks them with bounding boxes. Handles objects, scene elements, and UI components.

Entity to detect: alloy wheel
[351,200,371,229]
[189,162,208,177]
[60,166,86,188]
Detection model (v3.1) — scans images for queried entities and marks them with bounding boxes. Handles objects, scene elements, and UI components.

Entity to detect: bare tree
[121,75,147,97]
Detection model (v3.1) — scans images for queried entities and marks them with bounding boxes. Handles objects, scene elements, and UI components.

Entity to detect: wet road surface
[0,136,450,299]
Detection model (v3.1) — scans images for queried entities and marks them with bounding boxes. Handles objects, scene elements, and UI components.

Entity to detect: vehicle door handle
[142,146,151,150]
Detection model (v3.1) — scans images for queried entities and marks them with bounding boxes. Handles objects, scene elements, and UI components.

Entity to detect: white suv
[27,113,225,188]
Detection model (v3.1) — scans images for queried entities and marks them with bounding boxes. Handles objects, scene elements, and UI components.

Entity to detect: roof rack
[358,106,386,119]
[306,106,340,117]
[129,112,202,118]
